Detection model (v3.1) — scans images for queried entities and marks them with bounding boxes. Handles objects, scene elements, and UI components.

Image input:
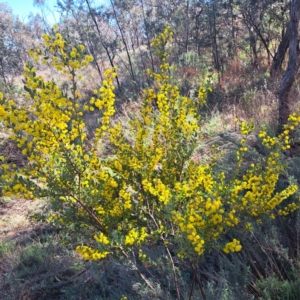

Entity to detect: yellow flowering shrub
[0,26,299,265]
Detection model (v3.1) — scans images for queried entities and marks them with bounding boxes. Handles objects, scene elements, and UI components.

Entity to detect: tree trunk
[242,12,258,68]
[210,2,221,72]
[242,9,273,65]
[270,23,290,76]
[109,0,135,82]
[85,0,122,91]
[140,0,155,72]
[184,0,190,53]
[278,0,300,133]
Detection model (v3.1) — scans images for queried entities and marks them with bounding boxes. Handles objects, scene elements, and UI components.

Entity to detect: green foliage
[179,52,202,68]
[0,232,90,300]
[200,250,251,300]
[256,273,300,300]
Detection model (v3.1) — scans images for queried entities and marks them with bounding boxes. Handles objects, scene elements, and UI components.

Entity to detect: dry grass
[0,198,42,241]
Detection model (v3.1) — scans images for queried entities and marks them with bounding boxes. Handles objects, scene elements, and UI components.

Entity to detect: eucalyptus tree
[271,0,291,75]
[278,0,300,132]
[238,0,290,66]
[0,3,32,91]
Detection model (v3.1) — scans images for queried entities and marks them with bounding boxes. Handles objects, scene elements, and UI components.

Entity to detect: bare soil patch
[0,198,39,241]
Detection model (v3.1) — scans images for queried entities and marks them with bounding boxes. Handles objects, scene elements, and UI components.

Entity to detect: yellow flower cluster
[0,26,299,265]
[260,132,278,148]
[151,25,173,61]
[76,246,109,260]
[198,83,212,106]
[94,232,110,244]
[125,227,148,246]
[223,239,242,254]
[278,202,300,216]
[138,249,147,261]
[142,178,171,204]
[94,68,117,137]
[171,122,300,257]
[119,186,132,210]
[29,28,93,71]
[234,119,254,135]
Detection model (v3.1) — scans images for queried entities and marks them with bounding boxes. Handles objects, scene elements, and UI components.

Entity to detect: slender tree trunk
[184,0,190,53]
[230,1,236,57]
[242,10,274,65]
[270,23,290,76]
[72,8,104,81]
[225,1,236,58]
[242,12,258,68]
[251,21,274,64]
[0,58,8,90]
[194,9,202,57]
[140,0,155,72]
[109,0,135,82]
[278,0,300,133]
[85,0,121,90]
[249,28,258,67]
[210,2,221,72]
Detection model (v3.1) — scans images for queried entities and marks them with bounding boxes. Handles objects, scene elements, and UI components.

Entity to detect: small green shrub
[256,273,300,300]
